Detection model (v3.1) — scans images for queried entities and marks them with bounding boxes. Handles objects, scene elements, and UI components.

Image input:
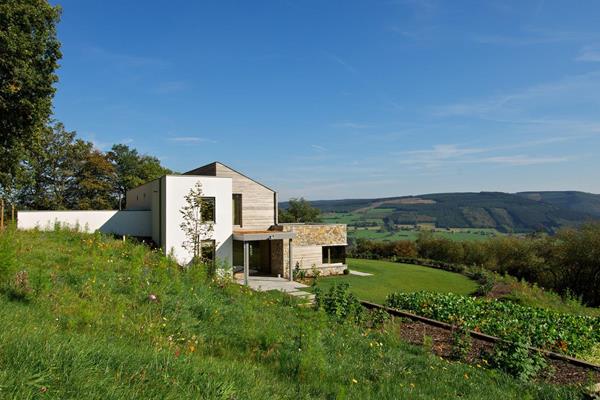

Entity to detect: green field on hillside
[311,258,479,304]
[345,226,499,242]
[322,211,501,242]
[307,191,600,233]
[0,228,578,399]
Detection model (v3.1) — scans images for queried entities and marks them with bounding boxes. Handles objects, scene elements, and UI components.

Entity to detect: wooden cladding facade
[185,162,276,229]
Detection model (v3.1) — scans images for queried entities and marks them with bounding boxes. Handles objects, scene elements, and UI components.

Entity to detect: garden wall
[17,210,152,237]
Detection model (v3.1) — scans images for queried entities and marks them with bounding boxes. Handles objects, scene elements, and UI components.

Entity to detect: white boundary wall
[17,210,152,237]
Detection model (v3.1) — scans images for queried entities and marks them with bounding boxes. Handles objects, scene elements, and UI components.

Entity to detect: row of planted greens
[385,291,600,359]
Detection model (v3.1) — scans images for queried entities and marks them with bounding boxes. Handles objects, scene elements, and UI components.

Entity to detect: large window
[201,240,215,264]
[322,246,346,264]
[200,197,215,223]
[232,194,242,226]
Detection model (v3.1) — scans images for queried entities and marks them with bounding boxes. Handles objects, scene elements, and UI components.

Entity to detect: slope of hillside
[0,228,579,399]
[292,191,600,233]
[517,191,600,217]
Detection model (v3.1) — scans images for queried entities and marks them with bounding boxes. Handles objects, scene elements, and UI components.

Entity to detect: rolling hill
[282,191,600,233]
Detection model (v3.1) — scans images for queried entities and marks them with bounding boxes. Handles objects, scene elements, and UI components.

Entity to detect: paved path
[236,276,315,303]
[349,270,373,276]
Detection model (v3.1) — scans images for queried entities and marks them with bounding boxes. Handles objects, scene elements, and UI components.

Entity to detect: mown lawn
[0,228,579,399]
[311,258,479,304]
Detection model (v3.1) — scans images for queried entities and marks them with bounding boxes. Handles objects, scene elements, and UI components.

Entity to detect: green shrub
[450,324,472,361]
[489,336,547,381]
[314,283,364,324]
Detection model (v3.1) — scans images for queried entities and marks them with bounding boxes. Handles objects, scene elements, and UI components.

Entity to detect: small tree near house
[179,181,215,266]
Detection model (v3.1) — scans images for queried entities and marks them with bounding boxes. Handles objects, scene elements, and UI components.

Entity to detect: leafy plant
[489,336,547,381]
[314,283,364,324]
[367,308,390,330]
[385,291,600,360]
[450,324,472,361]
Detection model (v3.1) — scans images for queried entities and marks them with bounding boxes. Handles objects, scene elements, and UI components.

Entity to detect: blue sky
[52,0,600,200]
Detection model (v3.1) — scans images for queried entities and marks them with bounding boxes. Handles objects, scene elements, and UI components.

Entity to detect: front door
[248,240,271,275]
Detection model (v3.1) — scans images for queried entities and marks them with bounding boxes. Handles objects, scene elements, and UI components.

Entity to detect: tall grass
[0,227,582,399]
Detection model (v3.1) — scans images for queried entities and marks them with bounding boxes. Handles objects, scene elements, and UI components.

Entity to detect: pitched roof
[184,161,276,193]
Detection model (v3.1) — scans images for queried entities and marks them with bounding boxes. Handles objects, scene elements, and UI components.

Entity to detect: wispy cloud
[472,29,597,47]
[403,144,486,159]
[397,142,572,169]
[325,52,357,74]
[168,136,216,143]
[432,70,600,120]
[576,45,600,62]
[83,46,170,69]
[311,144,327,152]
[478,155,568,166]
[154,81,188,93]
[331,122,373,129]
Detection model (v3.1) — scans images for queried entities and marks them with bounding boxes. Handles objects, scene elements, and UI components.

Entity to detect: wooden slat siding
[214,163,275,229]
[183,162,276,229]
[284,245,322,270]
[184,163,217,176]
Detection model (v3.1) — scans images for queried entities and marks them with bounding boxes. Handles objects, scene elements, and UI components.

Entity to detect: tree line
[349,223,600,307]
[1,1,171,211]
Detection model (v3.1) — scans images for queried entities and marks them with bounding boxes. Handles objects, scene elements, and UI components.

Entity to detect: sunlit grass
[0,228,580,399]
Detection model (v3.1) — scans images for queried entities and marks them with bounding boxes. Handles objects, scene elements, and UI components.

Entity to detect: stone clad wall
[281,224,346,246]
[280,224,347,277]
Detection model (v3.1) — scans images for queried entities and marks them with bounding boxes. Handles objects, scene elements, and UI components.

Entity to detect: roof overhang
[233,230,296,241]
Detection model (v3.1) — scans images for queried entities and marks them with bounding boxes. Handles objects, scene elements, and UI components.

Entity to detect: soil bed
[394,317,600,386]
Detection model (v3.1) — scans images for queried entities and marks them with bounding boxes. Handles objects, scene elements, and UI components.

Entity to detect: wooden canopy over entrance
[233,230,296,286]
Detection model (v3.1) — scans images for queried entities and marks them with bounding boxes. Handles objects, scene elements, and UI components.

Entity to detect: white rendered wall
[163,176,233,266]
[17,210,152,237]
[125,179,162,246]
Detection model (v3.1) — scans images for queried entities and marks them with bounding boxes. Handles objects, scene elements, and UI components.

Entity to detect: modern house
[18,162,348,282]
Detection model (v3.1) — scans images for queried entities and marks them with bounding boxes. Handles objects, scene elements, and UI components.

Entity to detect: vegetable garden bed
[384,291,600,362]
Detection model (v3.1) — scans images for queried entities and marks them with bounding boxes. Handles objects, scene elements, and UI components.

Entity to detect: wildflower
[464,373,469,380]
[351,378,358,384]
[148,294,158,302]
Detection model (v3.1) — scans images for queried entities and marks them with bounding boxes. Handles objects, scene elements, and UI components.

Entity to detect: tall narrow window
[200,240,216,264]
[232,194,242,226]
[200,197,215,223]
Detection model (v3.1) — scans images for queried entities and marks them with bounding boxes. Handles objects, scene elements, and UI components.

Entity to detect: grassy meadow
[0,227,583,399]
[310,258,479,304]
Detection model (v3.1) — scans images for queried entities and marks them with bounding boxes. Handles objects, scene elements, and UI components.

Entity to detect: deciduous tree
[107,144,172,209]
[0,0,62,195]
[279,197,321,223]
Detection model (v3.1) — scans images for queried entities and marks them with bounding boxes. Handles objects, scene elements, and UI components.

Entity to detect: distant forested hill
[281,191,600,233]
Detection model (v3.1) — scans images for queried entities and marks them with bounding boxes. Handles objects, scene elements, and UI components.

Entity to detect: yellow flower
[351,378,358,384]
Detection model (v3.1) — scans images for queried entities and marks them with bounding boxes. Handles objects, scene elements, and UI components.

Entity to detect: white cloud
[397,142,571,169]
[576,46,600,62]
[311,144,327,152]
[83,46,169,69]
[168,136,216,143]
[432,70,600,120]
[331,122,373,129]
[154,81,188,93]
[325,52,357,74]
[478,155,568,166]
